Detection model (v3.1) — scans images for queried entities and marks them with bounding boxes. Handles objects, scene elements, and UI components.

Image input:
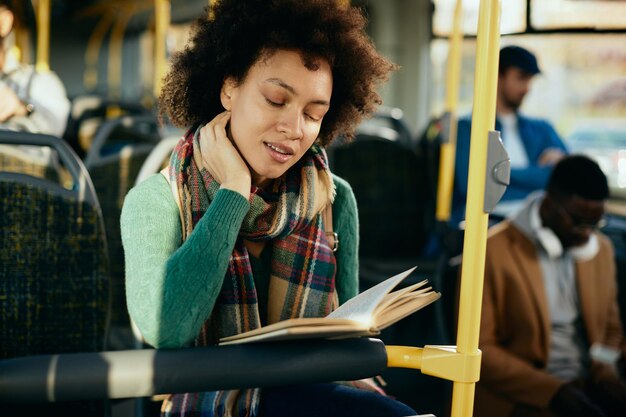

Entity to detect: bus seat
[0,141,62,183]
[64,95,151,157]
[356,106,415,147]
[329,134,451,415]
[135,136,180,185]
[416,116,443,211]
[0,131,111,416]
[84,115,162,350]
[330,136,431,260]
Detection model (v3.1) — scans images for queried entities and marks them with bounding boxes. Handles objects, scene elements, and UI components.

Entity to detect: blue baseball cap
[499,45,541,75]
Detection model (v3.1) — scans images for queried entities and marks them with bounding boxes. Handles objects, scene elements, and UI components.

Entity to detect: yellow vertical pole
[450,0,500,416]
[435,0,463,222]
[14,27,30,64]
[34,0,50,72]
[12,0,30,64]
[153,0,170,98]
[108,8,133,100]
[84,13,114,92]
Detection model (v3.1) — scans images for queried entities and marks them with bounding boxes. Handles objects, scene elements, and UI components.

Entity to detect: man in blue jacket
[452,45,568,225]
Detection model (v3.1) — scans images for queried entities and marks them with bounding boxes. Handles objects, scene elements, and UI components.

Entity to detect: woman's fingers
[197,111,251,198]
[212,111,231,140]
[199,111,230,148]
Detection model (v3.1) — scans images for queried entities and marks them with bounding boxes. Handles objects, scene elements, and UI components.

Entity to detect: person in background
[476,155,626,417]
[121,1,418,416]
[452,45,568,225]
[0,0,69,137]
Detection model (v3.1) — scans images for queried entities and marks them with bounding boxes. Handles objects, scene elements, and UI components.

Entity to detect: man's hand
[0,84,28,122]
[549,382,607,417]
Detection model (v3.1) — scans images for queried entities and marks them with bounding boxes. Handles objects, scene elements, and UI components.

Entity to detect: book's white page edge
[219,317,358,343]
[326,266,417,323]
[218,323,375,345]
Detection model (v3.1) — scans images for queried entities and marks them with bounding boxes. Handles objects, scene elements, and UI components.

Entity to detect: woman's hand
[197,111,251,198]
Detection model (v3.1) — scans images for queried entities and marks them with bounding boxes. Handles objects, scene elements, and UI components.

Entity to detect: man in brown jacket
[476,155,626,417]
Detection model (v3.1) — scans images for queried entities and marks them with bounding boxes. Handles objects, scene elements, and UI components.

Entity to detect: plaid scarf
[162,126,338,417]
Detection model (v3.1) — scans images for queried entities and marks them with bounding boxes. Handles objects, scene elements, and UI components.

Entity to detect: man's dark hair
[547,155,609,201]
[499,45,541,76]
[159,0,396,147]
[0,0,12,11]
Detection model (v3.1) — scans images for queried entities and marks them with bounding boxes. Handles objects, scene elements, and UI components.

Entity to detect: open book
[219,266,441,345]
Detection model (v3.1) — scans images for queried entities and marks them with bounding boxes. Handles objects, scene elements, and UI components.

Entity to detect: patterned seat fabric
[0,132,110,416]
[0,145,62,183]
[0,180,109,359]
[331,136,431,259]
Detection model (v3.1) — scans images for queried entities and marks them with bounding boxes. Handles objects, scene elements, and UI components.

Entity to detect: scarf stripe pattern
[162,126,337,417]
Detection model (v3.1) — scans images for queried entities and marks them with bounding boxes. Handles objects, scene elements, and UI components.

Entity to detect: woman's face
[221,49,333,188]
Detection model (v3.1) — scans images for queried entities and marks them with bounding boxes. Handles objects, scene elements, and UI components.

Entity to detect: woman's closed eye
[304,112,322,122]
[265,97,324,122]
[265,97,284,107]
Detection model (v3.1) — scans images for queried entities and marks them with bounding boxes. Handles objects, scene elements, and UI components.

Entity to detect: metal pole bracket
[483,130,510,213]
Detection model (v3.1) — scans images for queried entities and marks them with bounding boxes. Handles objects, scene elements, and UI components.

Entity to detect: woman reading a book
[121,0,416,416]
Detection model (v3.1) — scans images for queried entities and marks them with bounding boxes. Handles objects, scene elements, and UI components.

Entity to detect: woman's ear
[0,8,15,39]
[220,77,237,111]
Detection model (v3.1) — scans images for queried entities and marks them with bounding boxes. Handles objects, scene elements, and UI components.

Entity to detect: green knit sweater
[120,173,359,348]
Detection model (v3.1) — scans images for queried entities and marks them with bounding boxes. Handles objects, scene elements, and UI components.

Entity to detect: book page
[219,319,374,345]
[373,279,430,317]
[373,291,441,330]
[219,266,423,345]
[219,317,359,343]
[326,266,417,325]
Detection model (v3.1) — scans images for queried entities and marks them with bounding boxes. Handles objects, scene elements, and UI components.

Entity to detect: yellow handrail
[12,28,30,64]
[33,0,50,72]
[108,6,134,100]
[84,13,115,91]
[435,0,463,222]
[451,0,500,416]
[153,0,171,98]
[388,2,502,416]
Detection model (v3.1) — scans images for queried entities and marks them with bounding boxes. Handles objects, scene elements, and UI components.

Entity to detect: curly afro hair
[159,0,396,147]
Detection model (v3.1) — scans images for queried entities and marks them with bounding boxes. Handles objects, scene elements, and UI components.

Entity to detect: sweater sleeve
[332,174,359,304]
[28,70,70,137]
[120,174,250,348]
[507,118,568,196]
